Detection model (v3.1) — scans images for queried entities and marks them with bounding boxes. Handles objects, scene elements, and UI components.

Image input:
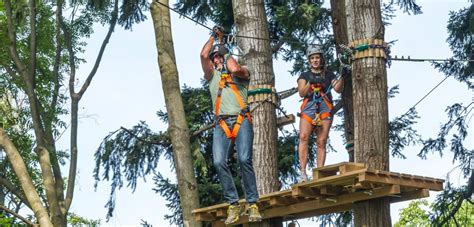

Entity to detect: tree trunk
[150,2,202,227]
[0,129,53,227]
[345,0,391,226]
[232,0,280,226]
[330,0,354,162]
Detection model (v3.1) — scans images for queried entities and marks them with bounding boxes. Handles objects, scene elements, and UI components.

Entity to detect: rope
[392,57,474,63]
[154,0,331,46]
[156,1,474,64]
[402,75,451,116]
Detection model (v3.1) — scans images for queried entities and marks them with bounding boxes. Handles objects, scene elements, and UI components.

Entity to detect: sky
[53,0,474,226]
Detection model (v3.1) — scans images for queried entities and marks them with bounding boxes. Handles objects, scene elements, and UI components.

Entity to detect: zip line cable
[155,1,213,30]
[391,57,474,63]
[155,1,333,44]
[154,0,467,120]
[402,75,450,116]
[155,1,280,42]
[155,1,473,63]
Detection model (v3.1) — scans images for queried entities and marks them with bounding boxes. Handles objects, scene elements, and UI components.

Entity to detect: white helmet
[306,45,323,59]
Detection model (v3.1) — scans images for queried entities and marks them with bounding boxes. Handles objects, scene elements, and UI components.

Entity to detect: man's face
[309,54,322,69]
[212,54,224,66]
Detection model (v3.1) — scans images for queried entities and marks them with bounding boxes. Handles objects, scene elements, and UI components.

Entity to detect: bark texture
[0,129,51,227]
[150,1,202,227]
[232,0,280,226]
[345,0,391,226]
[330,0,354,162]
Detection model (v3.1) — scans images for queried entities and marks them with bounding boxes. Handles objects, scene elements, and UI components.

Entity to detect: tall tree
[232,0,279,196]
[345,0,391,226]
[232,0,281,226]
[0,0,132,225]
[149,1,201,226]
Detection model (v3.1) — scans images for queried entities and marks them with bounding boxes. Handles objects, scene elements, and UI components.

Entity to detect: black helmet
[209,44,229,59]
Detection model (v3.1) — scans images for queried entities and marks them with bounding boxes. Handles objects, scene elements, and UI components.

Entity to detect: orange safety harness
[299,83,333,126]
[215,72,252,140]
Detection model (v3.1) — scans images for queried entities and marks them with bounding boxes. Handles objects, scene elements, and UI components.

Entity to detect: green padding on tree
[248,88,273,96]
[345,142,354,149]
[354,44,369,51]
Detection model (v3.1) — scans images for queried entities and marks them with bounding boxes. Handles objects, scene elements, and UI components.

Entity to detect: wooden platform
[192,162,444,226]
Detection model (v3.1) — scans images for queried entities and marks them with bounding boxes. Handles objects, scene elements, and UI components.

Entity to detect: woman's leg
[314,119,332,167]
[298,117,314,177]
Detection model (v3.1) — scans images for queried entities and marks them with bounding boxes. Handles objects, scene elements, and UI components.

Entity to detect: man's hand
[212,25,225,38]
[217,45,229,56]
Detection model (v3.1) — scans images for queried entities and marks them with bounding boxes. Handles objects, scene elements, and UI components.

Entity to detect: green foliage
[0,213,15,226]
[419,3,474,226]
[93,121,170,221]
[395,199,474,227]
[1,0,148,222]
[68,212,101,226]
[394,199,430,227]
[433,4,473,89]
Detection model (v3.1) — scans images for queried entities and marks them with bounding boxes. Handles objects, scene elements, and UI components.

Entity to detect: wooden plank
[292,187,320,198]
[276,114,296,128]
[313,162,365,180]
[192,202,228,214]
[216,208,228,218]
[390,189,430,203]
[320,185,342,196]
[359,172,444,191]
[314,162,350,172]
[269,196,291,206]
[195,212,216,221]
[289,203,353,220]
[314,169,338,180]
[251,184,401,222]
[259,189,292,200]
[212,220,226,227]
[339,163,365,174]
[297,168,367,190]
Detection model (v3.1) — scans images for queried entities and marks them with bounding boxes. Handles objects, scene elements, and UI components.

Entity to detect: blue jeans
[212,117,259,204]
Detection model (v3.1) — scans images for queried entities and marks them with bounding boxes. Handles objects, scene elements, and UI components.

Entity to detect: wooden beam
[229,184,401,224]
[276,114,295,128]
[292,187,321,198]
[390,189,430,203]
[296,168,367,190]
[339,162,365,174]
[212,220,226,227]
[359,172,443,191]
[289,203,354,219]
[195,212,216,221]
[216,208,228,218]
[320,185,343,196]
[270,196,291,206]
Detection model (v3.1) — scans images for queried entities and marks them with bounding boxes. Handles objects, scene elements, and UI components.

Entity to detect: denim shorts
[301,98,333,121]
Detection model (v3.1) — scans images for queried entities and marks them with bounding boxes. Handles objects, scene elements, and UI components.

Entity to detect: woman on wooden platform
[297,45,343,182]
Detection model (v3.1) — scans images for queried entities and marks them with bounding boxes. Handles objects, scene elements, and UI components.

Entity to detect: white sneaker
[299,173,308,183]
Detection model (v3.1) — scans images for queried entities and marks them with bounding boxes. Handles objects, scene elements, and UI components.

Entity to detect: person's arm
[297,77,311,97]
[200,36,215,80]
[226,55,250,80]
[331,78,344,93]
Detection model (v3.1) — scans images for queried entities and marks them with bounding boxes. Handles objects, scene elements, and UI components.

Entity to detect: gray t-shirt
[208,70,249,115]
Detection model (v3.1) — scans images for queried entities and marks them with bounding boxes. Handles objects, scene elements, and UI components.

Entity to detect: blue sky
[58,0,473,226]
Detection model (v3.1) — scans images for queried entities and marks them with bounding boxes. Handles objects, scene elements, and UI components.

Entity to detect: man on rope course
[200,25,262,225]
[297,45,344,182]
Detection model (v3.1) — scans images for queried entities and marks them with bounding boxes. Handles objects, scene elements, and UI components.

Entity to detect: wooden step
[312,162,365,180]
